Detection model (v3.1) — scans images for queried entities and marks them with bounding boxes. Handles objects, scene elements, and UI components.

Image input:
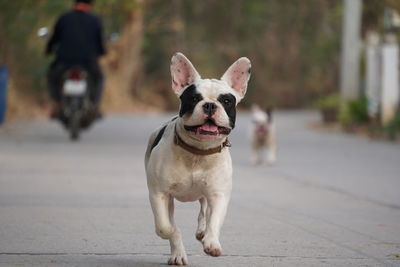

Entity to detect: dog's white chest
[163,157,225,201]
[147,146,232,202]
[166,169,206,201]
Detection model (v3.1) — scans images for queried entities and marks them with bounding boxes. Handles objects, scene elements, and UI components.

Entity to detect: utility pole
[340,0,362,102]
[381,34,399,125]
[365,32,380,119]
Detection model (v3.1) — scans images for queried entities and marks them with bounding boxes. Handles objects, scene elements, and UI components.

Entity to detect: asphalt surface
[0,111,399,267]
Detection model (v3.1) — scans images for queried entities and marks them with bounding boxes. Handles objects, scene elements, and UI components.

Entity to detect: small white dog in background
[250,105,277,165]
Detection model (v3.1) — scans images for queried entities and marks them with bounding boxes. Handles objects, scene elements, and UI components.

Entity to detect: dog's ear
[221,57,251,102]
[170,52,201,96]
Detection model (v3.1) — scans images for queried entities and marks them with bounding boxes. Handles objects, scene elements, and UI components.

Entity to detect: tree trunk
[102,5,144,111]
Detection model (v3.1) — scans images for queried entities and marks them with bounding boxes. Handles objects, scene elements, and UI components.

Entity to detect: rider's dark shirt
[46,10,106,67]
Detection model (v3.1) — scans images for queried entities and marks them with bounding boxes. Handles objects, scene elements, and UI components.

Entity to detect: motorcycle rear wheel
[69,111,80,141]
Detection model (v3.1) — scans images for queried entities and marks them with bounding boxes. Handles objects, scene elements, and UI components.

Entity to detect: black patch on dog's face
[179,84,203,117]
[218,93,236,128]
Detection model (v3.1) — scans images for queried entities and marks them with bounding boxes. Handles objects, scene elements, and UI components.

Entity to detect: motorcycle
[58,67,98,140]
[38,27,99,141]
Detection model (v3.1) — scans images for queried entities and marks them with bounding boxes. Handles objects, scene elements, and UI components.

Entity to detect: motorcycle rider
[46,0,106,118]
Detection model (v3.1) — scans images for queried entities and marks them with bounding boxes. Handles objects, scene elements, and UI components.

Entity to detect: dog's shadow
[69,256,166,267]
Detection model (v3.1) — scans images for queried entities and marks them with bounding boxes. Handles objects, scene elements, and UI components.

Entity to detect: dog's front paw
[168,250,188,265]
[251,156,261,166]
[267,157,276,166]
[202,236,222,257]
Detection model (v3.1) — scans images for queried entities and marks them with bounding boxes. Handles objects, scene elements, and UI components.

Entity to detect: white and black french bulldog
[145,52,251,265]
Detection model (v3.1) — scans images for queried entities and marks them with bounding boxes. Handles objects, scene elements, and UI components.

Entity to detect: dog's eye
[223,99,231,105]
[193,96,200,102]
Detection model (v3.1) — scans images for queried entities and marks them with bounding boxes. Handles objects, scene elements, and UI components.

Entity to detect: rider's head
[75,0,93,4]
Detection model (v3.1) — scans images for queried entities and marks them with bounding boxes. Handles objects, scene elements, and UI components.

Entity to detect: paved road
[0,111,399,266]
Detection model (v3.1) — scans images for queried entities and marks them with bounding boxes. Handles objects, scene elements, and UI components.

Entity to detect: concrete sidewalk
[0,111,399,266]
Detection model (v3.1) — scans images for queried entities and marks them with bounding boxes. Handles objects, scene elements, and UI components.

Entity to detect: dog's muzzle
[184,118,231,136]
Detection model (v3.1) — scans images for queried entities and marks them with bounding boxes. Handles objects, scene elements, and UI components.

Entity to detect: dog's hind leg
[195,197,207,241]
[251,145,261,165]
[150,193,188,265]
[266,133,277,165]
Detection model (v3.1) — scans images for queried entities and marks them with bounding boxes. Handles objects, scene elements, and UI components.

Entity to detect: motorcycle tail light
[70,70,81,80]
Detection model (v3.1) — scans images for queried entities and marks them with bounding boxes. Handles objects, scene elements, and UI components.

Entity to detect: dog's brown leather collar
[174,128,231,156]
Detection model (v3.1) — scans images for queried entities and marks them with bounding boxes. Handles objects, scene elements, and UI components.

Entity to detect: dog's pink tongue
[200,123,218,132]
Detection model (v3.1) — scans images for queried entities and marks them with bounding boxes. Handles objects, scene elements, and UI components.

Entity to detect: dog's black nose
[203,102,217,116]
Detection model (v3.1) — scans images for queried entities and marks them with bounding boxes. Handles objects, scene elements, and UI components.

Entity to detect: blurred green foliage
[94,0,137,34]
[1,0,398,109]
[385,109,400,140]
[141,0,344,109]
[339,97,370,125]
[314,93,340,110]
[0,0,130,92]
[0,1,69,91]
